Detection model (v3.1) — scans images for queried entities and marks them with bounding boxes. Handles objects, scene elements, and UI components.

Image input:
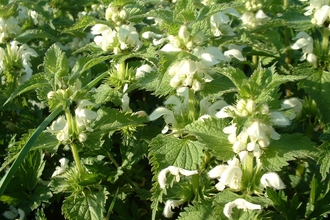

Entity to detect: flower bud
[47,91,56,99]
[119,9,128,20]
[78,133,87,142]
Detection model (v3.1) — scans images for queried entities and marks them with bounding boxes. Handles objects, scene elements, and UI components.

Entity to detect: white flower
[313,5,330,26]
[52,158,69,177]
[91,24,116,51]
[241,9,269,28]
[260,172,286,190]
[270,111,291,127]
[48,116,69,142]
[291,31,317,64]
[163,200,182,218]
[208,158,242,191]
[0,16,21,43]
[158,166,198,189]
[117,24,142,52]
[0,40,38,84]
[75,100,98,132]
[210,8,240,37]
[136,64,153,79]
[281,97,303,119]
[224,198,261,219]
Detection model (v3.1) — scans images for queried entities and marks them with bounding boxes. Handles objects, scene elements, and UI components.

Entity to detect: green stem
[188,88,195,122]
[283,0,288,8]
[0,106,63,197]
[322,27,329,57]
[70,142,83,173]
[252,55,258,65]
[65,109,83,173]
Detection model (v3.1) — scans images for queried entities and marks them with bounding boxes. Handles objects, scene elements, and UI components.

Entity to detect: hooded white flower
[260,172,286,190]
[163,200,182,218]
[48,116,69,142]
[117,24,142,52]
[0,16,22,43]
[52,158,69,177]
[223,198,261,219]
[246,121,280,148]
[75,100,98,132]
[241,9,269,28]
[136,64,153,79]
[208,158,242,191]
[210,8,240,37]
[0,40,38,84]
[281,97,303,119]
[158,166,198,189]
[91,24,117,51]
[291,31,317,65]
[3,206,25,220]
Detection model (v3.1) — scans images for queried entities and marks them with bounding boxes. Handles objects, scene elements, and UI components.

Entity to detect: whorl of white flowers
[0,40,38,84]
[291,31,317,65]
[0,16,21,43]
[91,23,142,54]
[105,4,129,25]
[301,0,330,27]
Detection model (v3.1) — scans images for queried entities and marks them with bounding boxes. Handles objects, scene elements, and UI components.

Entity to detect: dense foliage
[0,0,330,219]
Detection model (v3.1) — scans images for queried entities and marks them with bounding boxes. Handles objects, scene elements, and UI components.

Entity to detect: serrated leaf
[29,185,52,210]
[15,29,57,42]
[43,44,69,86]
[147,9,174,24]
[4,74,51,105]
[178,199,219,220]
[62,16,112,33]
[200,73,236,97]
[260,133,316,171]
[218,67,248,96]
[281,9,314,31]
[184,118,234,161]
[253,19,287,32]
[297,68,330,125]
[319,155,330,181]
[16,150,45,191]
[149,135,204,172]
[62,188,108,220]
[196,2,243,21]
[93,107,148,136]
[174,0,196,23]
[91,84,122,105]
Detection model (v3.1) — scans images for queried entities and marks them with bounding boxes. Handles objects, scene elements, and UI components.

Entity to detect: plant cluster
[0,0,330,219]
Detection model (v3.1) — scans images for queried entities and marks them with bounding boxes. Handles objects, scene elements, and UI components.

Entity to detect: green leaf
[173,0,196,23]
[93,107,148,136]
[149,135,204,172]
[195,2,243,21]
[15,29,57,42]
[281,9,314,31]
[43,44,69,86]
[0,3,17,18]
[200,73,236,97]
[62,16,113,32]
[178,199,219,220]
[184,118,234,161]
[4,74,51,106]
[297,68,330,125]
[62,188,108,220]
[317,142,330,181]
[0,106,63,197]
[16,150,45,191]
[260,133,316,171]
[29,185,52,210]
[91,84,122,106]
[149,134,205,219]
[266,188,288,217]
[218,67,248,97]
